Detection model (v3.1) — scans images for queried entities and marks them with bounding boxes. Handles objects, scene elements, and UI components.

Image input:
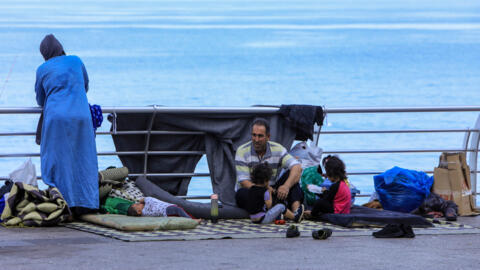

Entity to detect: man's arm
[235,144,253,189]
[276,164,302,200]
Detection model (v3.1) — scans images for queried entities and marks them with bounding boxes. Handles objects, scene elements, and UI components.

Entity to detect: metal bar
[0,151,205,158]
[8,170,478,181]
[347,170,435,175]
[1,105,479,203]
[98,151,206,156]
[323,148,477,154]
[0,148,476,158]
[0,173,212,181]
[469,114,480,206]
[2,129,479,137]
[0,132,36,136]
[324,106,480,113]
[128,173,211,177]
[99,130,206,135]
[143,106,157,175]
[463,129,472,154]
[111,112,117,134]
[319,129,480,134]
[174,193,480,200]
[2,106,480,115]
[0,131,205,136]
[0,153,40,158]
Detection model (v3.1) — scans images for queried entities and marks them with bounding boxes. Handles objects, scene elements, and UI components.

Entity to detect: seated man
[235,118,304,222]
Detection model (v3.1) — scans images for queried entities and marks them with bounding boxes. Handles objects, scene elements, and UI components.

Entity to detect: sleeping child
[127,197,195,219]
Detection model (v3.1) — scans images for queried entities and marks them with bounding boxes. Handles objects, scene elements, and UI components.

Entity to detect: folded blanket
[81,214,199,231]
[1,182,71,226]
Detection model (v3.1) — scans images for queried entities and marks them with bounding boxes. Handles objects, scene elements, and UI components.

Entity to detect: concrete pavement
[1,216,480,270]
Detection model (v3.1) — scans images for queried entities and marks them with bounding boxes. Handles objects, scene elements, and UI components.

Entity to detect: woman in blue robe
[35,34,99,216]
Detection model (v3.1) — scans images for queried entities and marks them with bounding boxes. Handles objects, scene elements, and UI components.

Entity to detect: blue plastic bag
[374,167,433,213]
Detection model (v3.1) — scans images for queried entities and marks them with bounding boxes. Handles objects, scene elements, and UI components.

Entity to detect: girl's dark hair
[322,155,332,167]
[251,162,273,185]
[127,205,141,216]
[324,155,346,181]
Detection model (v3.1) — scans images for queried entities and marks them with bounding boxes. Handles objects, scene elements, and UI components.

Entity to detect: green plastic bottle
[210,194,218,223]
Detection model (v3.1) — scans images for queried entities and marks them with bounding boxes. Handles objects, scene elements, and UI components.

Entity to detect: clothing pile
[1,182,71,226]
[98,166,130,200]
[412,192,458,221]
[108,180,144,203]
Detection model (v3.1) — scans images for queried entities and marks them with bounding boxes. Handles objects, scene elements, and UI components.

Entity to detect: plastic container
[210,194,219,223]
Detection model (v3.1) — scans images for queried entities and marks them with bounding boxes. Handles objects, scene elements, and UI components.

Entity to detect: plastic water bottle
[210,194,219,223]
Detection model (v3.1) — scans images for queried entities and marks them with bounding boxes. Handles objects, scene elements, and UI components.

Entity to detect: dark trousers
[311,198,334,216]
[235,170,304,210]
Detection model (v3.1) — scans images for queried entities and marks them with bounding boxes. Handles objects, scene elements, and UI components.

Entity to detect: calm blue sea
[0,0,479,204]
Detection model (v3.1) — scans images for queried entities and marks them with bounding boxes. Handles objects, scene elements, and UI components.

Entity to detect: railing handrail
[0,106,479,201]
[2,105,480,114]
[2,128,480,137]
[0,148,477,158]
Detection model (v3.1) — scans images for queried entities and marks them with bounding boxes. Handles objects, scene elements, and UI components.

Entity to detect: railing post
[143,105,158,176]
[463,129,471,152]
[468,114,480,207]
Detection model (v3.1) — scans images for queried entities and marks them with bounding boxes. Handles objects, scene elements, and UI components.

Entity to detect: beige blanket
[80,214,199,231]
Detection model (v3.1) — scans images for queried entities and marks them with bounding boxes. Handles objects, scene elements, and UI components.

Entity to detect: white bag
[8,158,37,187]
[289,141,323,168]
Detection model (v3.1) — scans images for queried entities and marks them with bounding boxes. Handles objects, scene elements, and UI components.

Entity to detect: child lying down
[102,196,200,223]
[127,197,200,223]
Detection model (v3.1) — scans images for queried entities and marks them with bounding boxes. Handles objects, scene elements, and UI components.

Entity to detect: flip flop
[312,228,333,240]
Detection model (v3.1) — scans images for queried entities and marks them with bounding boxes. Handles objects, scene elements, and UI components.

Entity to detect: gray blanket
[109,110,297,206]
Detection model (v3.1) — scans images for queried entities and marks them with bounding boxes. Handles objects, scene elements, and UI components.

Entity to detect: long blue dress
[35,55,99,209]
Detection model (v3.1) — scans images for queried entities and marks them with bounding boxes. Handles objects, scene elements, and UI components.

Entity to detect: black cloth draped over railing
[109,105,323,206]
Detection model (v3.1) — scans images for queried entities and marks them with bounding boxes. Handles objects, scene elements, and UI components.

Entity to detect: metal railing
[0,106,479,202]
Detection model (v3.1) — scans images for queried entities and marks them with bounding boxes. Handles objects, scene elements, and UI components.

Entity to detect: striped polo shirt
[235,141,300,186]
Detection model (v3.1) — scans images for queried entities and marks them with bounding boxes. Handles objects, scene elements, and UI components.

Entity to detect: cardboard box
[433,167,452,201]
[433,152,478,216]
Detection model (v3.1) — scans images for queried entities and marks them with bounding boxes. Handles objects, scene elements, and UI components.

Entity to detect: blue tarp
[374,167,434,213]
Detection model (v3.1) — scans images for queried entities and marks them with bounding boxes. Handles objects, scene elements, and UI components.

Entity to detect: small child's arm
[265,190,273,209]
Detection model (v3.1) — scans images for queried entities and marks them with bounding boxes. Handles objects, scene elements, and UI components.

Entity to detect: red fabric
[333,181,351,214]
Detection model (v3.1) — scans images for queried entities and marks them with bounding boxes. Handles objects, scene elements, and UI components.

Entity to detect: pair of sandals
[286,225,333,240]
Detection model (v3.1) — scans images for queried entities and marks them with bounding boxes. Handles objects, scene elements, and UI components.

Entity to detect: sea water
[0,0,479,204]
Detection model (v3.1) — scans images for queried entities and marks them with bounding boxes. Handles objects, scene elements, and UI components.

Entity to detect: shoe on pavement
[312,228,333,240]
[286,225,300,238]
[372,224,404,238]
[401,224,415,238]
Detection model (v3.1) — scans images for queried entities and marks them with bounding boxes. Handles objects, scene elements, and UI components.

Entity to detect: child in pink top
[305,155,351,217]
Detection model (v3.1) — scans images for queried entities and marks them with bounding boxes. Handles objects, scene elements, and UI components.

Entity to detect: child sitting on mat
[246,163,297,224]
[305,155,351,218]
